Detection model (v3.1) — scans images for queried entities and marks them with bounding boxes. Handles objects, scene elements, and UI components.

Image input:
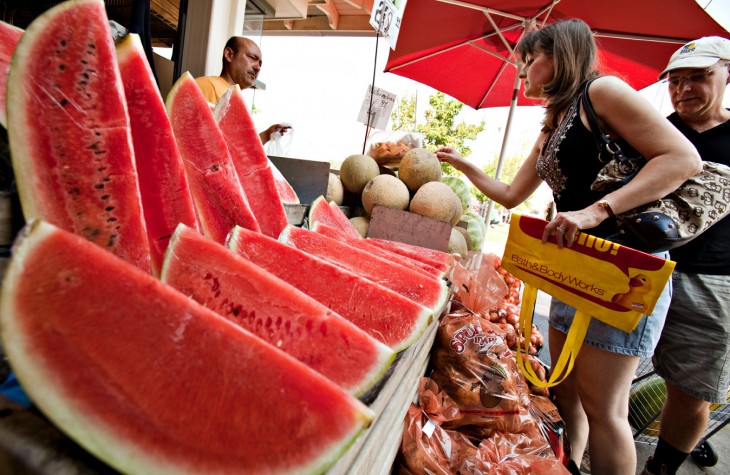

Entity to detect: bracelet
[597,199,615,217]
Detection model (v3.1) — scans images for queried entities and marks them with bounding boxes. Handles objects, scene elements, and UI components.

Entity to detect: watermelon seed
[106,217,117,222]
[60,40,66,47]
[59,64,65,71]
[94,183,104,189]
[108,234,117,246]
[105,206,114,212]
[60,98,68,107]
[100,194,110,200]
[69,188,80,196]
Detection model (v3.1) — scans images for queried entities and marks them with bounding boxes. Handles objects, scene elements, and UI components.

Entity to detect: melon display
[367,237,455,273]
[313,221,445,278]
[350,216,370,237]
[442,175,472,214]
[166,72,260,243]
[117,33,199,276]
[214,85,289,237]
[327,172,344,205]
[0,20,22,128]
[161,223,394,396]
[308,195,361,239]
[0,219,373,475]
[447,226,468,260]
[409,181,460,223]
[6,0,152,273]
[281,225,450,313]
[229,226,433,352]
[398,148,442,192]
[339,154,380,194]
[459,212,486,251]
[361,174,410,215]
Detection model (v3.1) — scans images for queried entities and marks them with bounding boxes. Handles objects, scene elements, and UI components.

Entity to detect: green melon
[398,148,442,192]
[339,154,380,194]
[460,213,485,251]
[1,220,373,475]
[629,375,666,431]
[442,175,472,214]
[7,0,152,272]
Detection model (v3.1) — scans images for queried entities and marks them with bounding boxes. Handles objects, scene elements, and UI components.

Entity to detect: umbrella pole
[483,74,520,244]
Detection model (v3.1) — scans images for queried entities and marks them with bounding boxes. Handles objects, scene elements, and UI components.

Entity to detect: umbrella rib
[593,31,693,45]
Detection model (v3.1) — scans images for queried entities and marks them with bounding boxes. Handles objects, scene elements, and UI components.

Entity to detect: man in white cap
[641,36,730,475]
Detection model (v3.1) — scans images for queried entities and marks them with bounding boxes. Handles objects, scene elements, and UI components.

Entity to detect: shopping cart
[629,357,730,467]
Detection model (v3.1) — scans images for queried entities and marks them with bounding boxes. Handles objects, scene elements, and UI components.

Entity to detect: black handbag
[581,79,730,253]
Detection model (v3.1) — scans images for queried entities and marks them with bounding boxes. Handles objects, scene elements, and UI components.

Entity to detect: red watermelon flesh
[162,223,395,396]
[215,86,289,237]
[270,157,299,204]
[0,219,373,475]
[280,225,450,313]
[0,20,22,128]
[308,195,361,239]
[368,237,455,273]
[313,221,445,279]
[6,0,151,273]
[229,225,433,352]
[165,72,260,243]
[117,33,199,276]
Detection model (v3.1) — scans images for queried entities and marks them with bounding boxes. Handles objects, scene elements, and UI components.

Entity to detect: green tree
[391,92,485,176]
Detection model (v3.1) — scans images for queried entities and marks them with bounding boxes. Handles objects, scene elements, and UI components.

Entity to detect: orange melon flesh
[0,220,373,475]
[165,72,260,243]
[6,0,151,272]
[116,33,199,276]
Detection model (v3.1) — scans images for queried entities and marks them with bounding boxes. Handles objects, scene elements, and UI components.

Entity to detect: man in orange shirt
[196,36,289,145]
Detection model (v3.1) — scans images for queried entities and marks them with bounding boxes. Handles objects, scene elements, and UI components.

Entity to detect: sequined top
[536,92,618,238]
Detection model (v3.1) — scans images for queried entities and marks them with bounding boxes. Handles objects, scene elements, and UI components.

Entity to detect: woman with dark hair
[437,19,701,475]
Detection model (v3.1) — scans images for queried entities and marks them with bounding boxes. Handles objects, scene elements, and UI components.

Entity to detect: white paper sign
[357,84,397,131]
[369,0,408,49]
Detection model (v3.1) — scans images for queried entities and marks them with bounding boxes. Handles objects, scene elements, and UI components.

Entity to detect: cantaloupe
[339,154,380,194]
[350,216,370,238]
[398,148,442,192]
[409,181,459,223]
[361,174,410,215]
[447,227,468,260]
[326,172,344,205]
[450,192,463,225]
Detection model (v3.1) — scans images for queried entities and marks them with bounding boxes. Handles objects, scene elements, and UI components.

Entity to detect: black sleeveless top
[536,93,619,239]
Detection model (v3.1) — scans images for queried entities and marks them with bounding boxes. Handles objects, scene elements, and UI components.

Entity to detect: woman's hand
[542,204,609,248]
[435,146,467,171]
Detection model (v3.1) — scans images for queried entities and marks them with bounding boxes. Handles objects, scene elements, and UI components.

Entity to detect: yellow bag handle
[516,284,591,388]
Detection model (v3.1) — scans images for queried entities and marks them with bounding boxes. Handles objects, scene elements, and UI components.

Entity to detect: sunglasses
[665,64,726,88]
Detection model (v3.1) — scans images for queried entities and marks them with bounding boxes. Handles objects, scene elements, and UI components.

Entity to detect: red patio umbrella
[385,0,729,110]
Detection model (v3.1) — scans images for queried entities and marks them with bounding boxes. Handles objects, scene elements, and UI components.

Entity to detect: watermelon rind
[459,213,485,251]
[0,20,23,128]
[1,219,375,475]
[442,175,472,215]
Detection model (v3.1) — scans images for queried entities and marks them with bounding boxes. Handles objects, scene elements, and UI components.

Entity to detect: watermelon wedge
[166,72,260,243]
[0,20,22,128]
[7,0,151,273]
[229,225,433,352]
[280,225,450,313]
[312,221,446,278]
[117,33,199,276]
[308,195,361,239]
[0,219,373,475]
[214,86,289,237]
[368,237,456,273]
[161,224,395,396]
[270,157,299,204]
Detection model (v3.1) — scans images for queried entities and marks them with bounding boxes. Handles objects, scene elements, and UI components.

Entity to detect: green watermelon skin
[281,225,450,313]
[1,220,373,475]
[0,20,23,128]
[229,225,433,353]
[166,72,260,243]
[162,223,395,396]
[117,34,199,276]
[7,0,151,272]
[215,86,289,237]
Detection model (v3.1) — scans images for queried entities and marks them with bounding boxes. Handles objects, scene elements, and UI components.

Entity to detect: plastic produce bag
[266,123,293,157]
[449,253,509,317]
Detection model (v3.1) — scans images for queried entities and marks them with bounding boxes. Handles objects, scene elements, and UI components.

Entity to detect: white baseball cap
[659,36,730,79]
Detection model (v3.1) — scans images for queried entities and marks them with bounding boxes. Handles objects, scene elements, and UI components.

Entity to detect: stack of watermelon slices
[0,1,457,473]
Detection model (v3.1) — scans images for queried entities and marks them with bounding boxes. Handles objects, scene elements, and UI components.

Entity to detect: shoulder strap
[581,78,620,160]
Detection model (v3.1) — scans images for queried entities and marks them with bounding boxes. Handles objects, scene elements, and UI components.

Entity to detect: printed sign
[369,0,408,49]
[357,84,397,131]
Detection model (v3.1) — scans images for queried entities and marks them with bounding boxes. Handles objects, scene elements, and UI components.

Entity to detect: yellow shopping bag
[502,214,675,388]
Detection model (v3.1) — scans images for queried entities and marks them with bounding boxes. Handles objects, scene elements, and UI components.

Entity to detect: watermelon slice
[161,224,395,396]
[214,86,289,237]
[269,157,299,204]
[6,0,151,273]
[0,219,373,475]
[312,221,446,278]
[0,20,22,128]
[280,225,450,313]
[229,225,433,352]
[368,237,455,273]
[117,33,199,276]
[165,72,260,243]
[308,195,361,239]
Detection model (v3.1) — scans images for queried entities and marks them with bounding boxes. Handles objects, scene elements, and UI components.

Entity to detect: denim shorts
[549,252,672,357]
[653,272,730,404]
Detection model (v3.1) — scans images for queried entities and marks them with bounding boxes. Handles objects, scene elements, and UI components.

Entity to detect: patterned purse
[581,80,730,253]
